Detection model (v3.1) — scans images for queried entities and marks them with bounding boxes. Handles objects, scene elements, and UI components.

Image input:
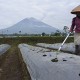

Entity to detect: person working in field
[70,5,80,55]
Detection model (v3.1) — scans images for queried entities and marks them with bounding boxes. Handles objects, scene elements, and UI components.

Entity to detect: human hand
[69,29,73,33]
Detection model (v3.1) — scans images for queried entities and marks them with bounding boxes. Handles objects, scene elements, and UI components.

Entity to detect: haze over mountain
[0,17,58,34]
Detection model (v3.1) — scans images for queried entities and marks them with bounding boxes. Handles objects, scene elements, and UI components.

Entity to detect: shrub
[0,36,74,45]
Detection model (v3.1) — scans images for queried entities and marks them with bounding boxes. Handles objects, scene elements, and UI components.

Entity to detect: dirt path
[0,45,31,80]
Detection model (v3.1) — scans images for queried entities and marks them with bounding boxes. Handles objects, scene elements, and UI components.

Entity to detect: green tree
[19,31,21,34]
[63,26,69,36]
[42,32,46,36]
[54,30,61,36]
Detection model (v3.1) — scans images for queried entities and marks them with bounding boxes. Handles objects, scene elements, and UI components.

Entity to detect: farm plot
[0,44,10,55]
[36,43,75,53]
[19,43,80,80]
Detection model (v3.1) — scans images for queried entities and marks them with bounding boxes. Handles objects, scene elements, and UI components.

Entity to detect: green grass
[0,36,74,45]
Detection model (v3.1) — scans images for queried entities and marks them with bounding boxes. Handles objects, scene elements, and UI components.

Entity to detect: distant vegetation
[0,27,74,45]
[0,29,73,37]
[0,36,74,45]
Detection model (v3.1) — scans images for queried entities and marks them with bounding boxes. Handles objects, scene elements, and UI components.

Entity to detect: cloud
[0,0,80,30]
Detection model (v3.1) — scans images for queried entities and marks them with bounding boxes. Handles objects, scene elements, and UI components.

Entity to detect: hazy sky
[0,0,80,30]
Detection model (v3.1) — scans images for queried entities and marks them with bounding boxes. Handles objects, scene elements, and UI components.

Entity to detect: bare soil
[0,45,31,80]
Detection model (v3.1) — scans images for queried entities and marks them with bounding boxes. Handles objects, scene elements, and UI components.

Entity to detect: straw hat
[71,5,80,14]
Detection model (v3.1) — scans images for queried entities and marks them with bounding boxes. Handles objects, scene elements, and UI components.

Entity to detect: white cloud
[0,0,80,30]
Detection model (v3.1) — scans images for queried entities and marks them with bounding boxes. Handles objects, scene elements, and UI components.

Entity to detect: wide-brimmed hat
[71,5,80,14]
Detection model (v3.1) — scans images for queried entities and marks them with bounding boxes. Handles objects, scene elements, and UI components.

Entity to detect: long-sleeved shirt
[70,17,80,33]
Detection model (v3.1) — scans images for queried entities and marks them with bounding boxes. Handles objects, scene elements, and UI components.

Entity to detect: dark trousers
[75,45,80,55]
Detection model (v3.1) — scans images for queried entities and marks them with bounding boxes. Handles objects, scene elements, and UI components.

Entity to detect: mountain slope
[0,17,58,34]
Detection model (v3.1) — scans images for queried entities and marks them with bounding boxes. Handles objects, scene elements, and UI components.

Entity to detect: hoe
[51,32,71,62]
[58,32,71,51]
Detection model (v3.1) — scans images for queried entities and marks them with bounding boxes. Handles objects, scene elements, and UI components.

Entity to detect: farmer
[70,5,80,55]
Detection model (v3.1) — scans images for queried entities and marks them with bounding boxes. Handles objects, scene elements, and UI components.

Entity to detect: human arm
[70,18,75,32]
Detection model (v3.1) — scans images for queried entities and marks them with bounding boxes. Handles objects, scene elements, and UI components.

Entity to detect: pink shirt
[70,17,80,33]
